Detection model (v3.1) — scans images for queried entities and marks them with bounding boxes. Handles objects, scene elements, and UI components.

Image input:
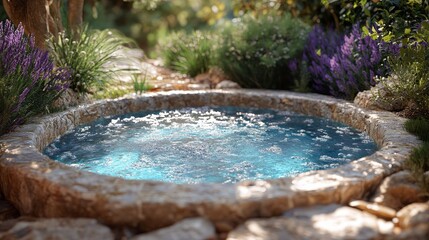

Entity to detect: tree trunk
[2,0,84,49]
[47,0,64,37]
[68,0,84,32]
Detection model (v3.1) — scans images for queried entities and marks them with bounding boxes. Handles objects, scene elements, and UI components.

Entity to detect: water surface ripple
[44,107,377,183]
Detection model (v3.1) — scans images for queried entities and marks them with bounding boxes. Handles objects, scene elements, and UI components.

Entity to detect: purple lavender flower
[12,87,31,113]
[304,24,391,100]
[18,88,30,103]
[288,59,299,73]
[0,20,71,134]
[47,67,72,91]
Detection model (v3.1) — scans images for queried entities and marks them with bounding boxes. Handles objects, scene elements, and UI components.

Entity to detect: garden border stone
[0,89,421,231]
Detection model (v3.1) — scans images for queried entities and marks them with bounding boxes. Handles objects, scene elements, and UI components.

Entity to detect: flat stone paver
[227,204,394,240]
[131,218,215,240]
[0,218,114,240]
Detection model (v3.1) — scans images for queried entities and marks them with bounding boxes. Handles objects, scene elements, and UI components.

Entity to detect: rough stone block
[0,218,113,239]
[0,200,19,222]
[396,202,429,229]
[371,171,427,210]
[131,218,215,240]
[227,204,393,240]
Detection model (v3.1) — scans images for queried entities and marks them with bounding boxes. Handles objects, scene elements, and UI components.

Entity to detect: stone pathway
[1,199,428,239]
[106,48,240,94]
[140,60,239,91]
[131,218,216,240]
[0,218,114,240]
[228,204,393,240]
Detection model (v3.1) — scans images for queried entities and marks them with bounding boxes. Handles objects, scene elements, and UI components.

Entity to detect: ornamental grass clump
[218,14,310,89]
[405,118,429,142]
[407,142,429,192]
[159,30,217,77]
[0,20,70,135]
[304,24,387,100]
[405,117,429,192]
[47,25,134,93]
[133,71,152,95]
[408,142,429,174]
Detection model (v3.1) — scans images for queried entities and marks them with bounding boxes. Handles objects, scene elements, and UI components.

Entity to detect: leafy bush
[87,0,228,54]
[159,30,217,77]
[304,24,388,100]
[375,40,429,118]
[233,0,339,27]
[0,20,70,135]
[47,25,134,93]
[217,14,309,89]
[330,0,429,43]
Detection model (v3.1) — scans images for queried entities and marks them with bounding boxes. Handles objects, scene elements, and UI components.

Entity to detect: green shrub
[375,23,429,118]
[405,118,429,142]
[159,30,217,77]
[326,0,429,43]
[217,13,309,89]
[233,0,338,27]
[375,41,429,118]
[47,25,134,93]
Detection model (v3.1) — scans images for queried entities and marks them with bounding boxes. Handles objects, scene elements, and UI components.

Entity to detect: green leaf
[405,28,411,34]
[362,26,370,36]
[321,0,330,7]
[364,8,370,16]
[382,33,392,42]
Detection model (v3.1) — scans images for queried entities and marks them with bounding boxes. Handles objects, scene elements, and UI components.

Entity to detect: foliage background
[83,0,342,55]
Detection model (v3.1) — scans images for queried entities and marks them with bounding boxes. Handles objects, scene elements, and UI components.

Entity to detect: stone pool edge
[0,89,421,231]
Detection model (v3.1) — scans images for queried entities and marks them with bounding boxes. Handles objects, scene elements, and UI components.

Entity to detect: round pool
[0,90,418,232]
[44,106,377,183]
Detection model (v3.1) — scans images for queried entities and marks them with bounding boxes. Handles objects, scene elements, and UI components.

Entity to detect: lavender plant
[304,24,387,100]
[0,20,70,135]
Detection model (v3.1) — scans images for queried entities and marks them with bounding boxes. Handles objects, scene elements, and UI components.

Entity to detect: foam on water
[44,107,377,183]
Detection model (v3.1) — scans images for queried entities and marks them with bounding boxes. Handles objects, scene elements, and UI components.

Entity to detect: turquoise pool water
[44,107,377,184]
